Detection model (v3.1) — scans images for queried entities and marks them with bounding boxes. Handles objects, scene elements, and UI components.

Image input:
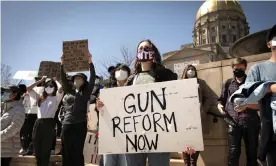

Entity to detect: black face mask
[233,69,245,78]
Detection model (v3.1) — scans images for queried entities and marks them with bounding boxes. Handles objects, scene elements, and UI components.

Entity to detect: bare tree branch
[120,46,135,67]
[97,46,135,78]
[1,64,12,86]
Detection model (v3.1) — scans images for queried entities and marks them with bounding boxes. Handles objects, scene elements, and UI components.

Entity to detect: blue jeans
[104,154,127,166]
[125,152,170,166]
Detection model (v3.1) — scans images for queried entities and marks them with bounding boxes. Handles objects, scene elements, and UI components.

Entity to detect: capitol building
[162,0,270,77]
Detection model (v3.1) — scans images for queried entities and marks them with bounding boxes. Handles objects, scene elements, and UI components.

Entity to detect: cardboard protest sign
[13,71,37,80]
[99,79,204,154]
[62,39,89,72]
[38,61,61,80]
[84,132,101,164]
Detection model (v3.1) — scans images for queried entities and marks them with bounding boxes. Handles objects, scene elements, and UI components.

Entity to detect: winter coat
[1,101,25,157]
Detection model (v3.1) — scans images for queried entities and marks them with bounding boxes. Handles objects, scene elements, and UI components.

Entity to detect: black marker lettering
[126,134,137,152]
[123,116,132,133]
[138,92,149,112]
[124,93,136,114]
[142,114,152,131]
[145,134,159,150]
[153,113,164,132]
[164,112,178,132]
[112,116,123,137]
[133,115,141,132]
[150,88,167,112]
[138,135,146,150]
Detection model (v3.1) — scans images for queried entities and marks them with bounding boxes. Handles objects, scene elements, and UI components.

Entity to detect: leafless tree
[120,46,135,67]
[97,46,135,78]
[1,64,12,86]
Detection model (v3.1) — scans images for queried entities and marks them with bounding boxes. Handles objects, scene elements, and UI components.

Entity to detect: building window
[203,39,207,44]
[222,35,227,43]
[233,35,237,42]
[212,36,216,43]
[211,27,216,32]
[222,25,226,30]
[240,28,243,31]
[232,26,236,30]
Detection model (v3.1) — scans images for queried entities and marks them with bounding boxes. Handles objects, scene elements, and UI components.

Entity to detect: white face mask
[115,70,128,81]
[45,87,54,94]
[187,70,196,78]
[74,79,84,89]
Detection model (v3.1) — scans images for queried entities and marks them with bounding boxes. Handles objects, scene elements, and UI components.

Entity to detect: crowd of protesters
[1,24,276,166]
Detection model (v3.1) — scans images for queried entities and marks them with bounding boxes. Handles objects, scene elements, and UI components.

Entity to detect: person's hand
[23,93,29,97]
[96,98,104,110]
[60,54,64,64]
[234,104,247,112]
[183,147,195,155]
[270,83,276,94]
[40,76,47,82]
[217,103,226,115]
[88,51,92,63]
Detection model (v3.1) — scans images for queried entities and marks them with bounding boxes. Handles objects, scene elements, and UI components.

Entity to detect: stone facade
[163,43,228,78]
[170,52,271,166]
[193,0,249,52]
[162,0,250,73]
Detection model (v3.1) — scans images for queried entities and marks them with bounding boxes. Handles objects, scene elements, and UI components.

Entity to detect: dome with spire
[193,0,249,49]
[196,0,244,20]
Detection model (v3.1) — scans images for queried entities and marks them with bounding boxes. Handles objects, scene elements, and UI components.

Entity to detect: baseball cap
[1,85,21,94]
[72,73,88,81]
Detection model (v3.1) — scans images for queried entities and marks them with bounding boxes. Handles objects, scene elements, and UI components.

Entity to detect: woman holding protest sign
[181,64,211,166]
[96,63,131,166]
[27,77,63,166]
[97,39,196,166]
[60,52,96,166]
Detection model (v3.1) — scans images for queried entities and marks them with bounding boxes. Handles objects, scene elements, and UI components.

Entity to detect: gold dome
[196,0,244,20]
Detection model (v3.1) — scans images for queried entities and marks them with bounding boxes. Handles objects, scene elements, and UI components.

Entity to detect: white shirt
[23,87,44,114]
[28,88,64,119]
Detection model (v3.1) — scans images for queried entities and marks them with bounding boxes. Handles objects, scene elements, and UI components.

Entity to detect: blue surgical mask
[1,92,10,102]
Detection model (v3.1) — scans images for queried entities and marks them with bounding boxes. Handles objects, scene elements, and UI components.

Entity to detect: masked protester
[60,52,96,166]
[26,77,63,166]
[181,65,211,166]
[96,64,131,166]
[21,77,45,156]
[217,58,260,166]
[121,39,195,166]
[245,24,276,166]
[1,85,25,166]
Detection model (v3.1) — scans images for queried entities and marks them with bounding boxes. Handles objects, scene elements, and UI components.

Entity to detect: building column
[216,17,220,44]
[227,15,232,44]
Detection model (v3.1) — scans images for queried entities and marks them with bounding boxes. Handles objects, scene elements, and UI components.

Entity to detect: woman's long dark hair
[38,79,58,107]
[133,39,162,73]
[181,64,198,79]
